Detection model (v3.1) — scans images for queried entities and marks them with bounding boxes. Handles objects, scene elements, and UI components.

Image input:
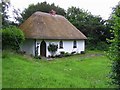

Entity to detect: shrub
[56,52,71,58]
[54,54,62,58]
[48,43,58,56]
[17,50,26,55]
[64,52,71,57]
[34,55,41,59]
[2,26,25,50]
[60,51,65,55]
[2,50,9,59]
[86,41,109,51]
[107,4,120,88]
[81,51,85,54]
[97,42,109,51]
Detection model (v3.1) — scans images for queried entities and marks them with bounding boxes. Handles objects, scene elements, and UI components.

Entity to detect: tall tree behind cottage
[2,0,11,27]
[1,0,22,27]
[19,1,66,24]
[66,7,111,50]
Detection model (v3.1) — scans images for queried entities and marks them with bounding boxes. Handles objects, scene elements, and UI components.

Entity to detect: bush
[54,54,62,58]
[48,43,58,56]
[60,51,65,55]
[2,50,9,59]
[86,41,109,51]
[34,55,41,59]
[56,52,71,58]
[81,51,85,54]
[64,52,71,57]
[2,26,25,50]
[96,42,109,51]
[17,50,26,55]
[107,4,120,88]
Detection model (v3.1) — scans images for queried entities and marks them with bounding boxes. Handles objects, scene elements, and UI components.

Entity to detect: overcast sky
[10,0,119,20]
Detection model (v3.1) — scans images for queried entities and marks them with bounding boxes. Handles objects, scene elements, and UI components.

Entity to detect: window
[73,40,77,48]
[59,40,63,49]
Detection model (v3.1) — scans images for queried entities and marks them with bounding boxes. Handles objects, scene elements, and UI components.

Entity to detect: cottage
[20,11,87,57]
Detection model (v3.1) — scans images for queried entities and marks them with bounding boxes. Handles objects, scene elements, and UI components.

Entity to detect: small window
[59,40,63,49]
[73,40,77,48]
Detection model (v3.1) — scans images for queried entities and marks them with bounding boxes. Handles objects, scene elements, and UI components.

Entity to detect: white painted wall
[21,39,35,56]
[21,39,85,57]
[36,40,85,57]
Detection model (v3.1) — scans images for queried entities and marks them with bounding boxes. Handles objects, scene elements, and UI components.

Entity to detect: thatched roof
[19,11,87,40]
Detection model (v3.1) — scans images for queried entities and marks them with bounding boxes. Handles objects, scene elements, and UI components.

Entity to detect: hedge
[2,26,25,50]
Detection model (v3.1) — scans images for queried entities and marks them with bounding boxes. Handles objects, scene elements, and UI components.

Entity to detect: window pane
[59,40,63,48]
[73,40,77,48]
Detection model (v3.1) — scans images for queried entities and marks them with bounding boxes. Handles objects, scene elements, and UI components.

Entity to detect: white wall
[36,40,59,57]
[36,40,85,57]
[21,39,35,56]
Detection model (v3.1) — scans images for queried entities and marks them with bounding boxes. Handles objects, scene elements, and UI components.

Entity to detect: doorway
[40,40,46,57]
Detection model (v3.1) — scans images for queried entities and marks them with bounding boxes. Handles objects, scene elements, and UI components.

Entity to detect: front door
[40,41,46,57]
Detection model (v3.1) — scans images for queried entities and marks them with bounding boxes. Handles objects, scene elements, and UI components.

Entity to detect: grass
[0,50,2,89]
[2,50,114,88]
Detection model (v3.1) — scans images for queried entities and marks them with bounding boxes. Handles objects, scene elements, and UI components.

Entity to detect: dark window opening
[73,40,77,48]
[59,40,63,49]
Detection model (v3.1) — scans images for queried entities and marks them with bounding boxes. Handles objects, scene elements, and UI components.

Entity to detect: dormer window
[59,40,63,49]
[73,40,77,48]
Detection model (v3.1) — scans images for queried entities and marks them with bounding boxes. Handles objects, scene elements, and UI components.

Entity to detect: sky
[10,0,119,20]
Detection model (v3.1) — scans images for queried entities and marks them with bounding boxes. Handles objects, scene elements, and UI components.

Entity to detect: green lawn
[0,51,2,89]
[2,50,114,88]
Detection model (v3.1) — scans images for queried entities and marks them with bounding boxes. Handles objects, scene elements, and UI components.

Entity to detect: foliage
[87,41,109,51]
[58,51,71,57]
[48,43,58,56]
[19,1,66,23]
[60,51,65,55]
[2,50,113,88]
[66,7,110,50]
[2,26,25,50]
[34,55,41,59]
[107,3,120,88]
[63,52,71,57]
[81,51,85,54]
[66,7,106,38]
[17,3,112,51]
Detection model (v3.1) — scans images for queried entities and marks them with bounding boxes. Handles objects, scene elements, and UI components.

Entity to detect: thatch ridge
[19,11,87,40]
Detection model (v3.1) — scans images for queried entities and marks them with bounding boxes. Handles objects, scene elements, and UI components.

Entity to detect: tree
[1,0,21,28]
[19,1,66,23]
[2,0,11,27]
[66,7,109,50]
[107,2,120,88]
